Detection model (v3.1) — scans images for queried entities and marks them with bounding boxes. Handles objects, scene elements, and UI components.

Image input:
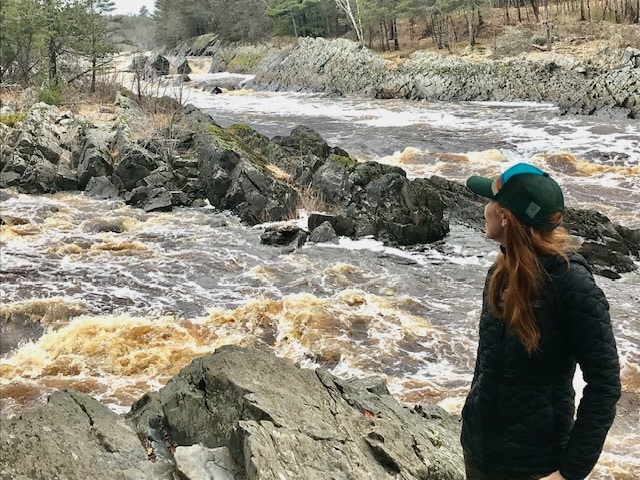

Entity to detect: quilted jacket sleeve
[556,259,621,480]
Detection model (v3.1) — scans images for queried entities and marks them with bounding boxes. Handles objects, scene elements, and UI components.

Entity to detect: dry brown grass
[266,163,291,181]
[294,184,332,214]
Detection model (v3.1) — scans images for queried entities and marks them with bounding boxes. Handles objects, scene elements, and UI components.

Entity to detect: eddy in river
[461,163,621,480]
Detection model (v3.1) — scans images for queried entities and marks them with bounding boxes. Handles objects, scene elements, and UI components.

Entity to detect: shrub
[0,111,27,127]
[37,85,62,106]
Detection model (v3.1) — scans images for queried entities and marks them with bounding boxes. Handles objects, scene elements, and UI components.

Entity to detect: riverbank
[160,34,639,119]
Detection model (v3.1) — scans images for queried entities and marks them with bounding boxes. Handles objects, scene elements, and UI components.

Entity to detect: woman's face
[484,201,507,243]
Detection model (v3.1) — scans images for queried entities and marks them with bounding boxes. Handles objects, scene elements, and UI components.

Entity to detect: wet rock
[131,52,171,79]
[309,220,339,244]
[75,131,114,189]
[260,223,307,248]
[126,345,465,480]
[0,389,173,480]
[85,175,120,199]
[565,208,639,275]
[143,189,174,213]
[124,185,174,213]
[1,152,58,194]
[192,116,299,224]
[113,146,161,191]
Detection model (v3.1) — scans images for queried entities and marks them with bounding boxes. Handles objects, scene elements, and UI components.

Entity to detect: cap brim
[466,176,494,199]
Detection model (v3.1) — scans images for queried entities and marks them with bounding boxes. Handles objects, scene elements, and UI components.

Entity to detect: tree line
[1,0,637,93]
[153,0,639,50]
[0,0,156,96]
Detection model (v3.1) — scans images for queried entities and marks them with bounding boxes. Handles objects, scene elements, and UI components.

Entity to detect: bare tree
[335,0,364,43]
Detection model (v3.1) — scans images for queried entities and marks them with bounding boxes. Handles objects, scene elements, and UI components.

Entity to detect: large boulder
[74,130,115,189]
[183,109,300,224]
[0,102,78,193]
[126,345,465,480]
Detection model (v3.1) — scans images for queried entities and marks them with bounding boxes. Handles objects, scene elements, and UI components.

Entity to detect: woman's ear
[501,218,508,227]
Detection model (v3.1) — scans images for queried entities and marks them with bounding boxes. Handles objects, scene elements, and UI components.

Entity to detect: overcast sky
[111,0,155,16]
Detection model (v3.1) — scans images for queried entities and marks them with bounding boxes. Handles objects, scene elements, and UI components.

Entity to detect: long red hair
[487,209,572,353]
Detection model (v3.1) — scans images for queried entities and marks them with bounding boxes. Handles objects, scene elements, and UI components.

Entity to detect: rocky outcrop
[0,99,637,275]
[558,48,640,118]
[250,38,389,96]
[0,103,78,193]
[166,105,450,242]
[171,34,274,74]
[246,38,639,119]
[0,346,465,480]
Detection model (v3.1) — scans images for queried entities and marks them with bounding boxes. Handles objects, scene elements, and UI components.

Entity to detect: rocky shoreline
[0,345,466,480]
[1,96,638,278]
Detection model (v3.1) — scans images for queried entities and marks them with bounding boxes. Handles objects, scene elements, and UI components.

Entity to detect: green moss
[329,154,358,171]
[206,124,239,151]
[0,111,27,127]
[227,52,264,71]
[225,123,255,136]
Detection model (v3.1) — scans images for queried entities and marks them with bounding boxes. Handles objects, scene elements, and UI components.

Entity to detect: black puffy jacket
[460,252,621,480]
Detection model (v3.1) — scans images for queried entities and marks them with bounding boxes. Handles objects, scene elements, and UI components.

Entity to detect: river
[1,71,639,479]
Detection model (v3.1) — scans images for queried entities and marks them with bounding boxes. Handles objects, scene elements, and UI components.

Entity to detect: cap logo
[525,202,541,219]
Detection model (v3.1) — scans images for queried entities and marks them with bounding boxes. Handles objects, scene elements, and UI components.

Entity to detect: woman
[461,163,621,480]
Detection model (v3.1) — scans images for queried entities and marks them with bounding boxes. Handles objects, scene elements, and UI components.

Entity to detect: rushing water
[1,72,639,478]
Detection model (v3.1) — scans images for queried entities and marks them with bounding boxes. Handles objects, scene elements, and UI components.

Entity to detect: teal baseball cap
[466,163,565,231]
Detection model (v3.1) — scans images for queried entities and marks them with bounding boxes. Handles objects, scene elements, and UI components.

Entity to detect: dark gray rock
[114,146,161,191]
[143,188,174,212]
[124,185,174,212]
[260,223,308,248]
[132,52,171,79]
[564,208,639,276]
[75,132,114,189]
[126,345,465,480]
[191,117,300,224]
[0,389,173,480]
[309,220,339,244]
[1,152,57,194]
[85,175,120,199]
